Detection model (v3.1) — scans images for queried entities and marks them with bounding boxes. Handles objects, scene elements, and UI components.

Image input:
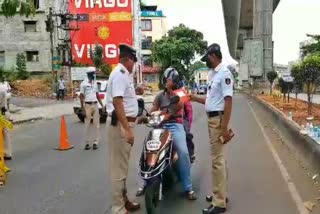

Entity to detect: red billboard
[69,0,133,66]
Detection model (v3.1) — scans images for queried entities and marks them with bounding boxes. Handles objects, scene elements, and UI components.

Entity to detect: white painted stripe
[248,101,309,214]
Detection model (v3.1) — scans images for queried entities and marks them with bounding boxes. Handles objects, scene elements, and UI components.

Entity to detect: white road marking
[248,101,309,214]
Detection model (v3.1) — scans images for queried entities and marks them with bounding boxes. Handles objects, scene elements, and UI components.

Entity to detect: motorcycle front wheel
[145,181,160,214]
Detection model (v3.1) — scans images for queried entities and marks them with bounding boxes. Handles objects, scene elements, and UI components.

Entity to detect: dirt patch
[11,79,53,98]
[11,79,79,99]
[258,95,320,126]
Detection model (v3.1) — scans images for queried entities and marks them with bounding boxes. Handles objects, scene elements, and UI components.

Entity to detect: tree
[16,53,29,80]
[267,71,278,95]
[189,61,206,73]
[286,81,294,103]
[152,24,207,83]
[227,65,238,78]
[100,62,112,78]
[92,45,103,69]
[278,78,293,103]
[92,45,112,78]
[291,63,304,107]
[300,53,320,115]
[1,0,35,17]
[278,78,287,102]
[301,34,320,58]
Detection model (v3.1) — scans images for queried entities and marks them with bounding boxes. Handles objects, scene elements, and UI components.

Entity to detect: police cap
[201,43,222,62]
[119,43,137,62]
[86,66,96,73]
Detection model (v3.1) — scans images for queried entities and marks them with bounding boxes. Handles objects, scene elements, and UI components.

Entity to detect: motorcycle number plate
[146,140,161,151]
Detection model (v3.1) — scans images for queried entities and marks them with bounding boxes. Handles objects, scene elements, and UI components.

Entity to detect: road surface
[1,94,319,214]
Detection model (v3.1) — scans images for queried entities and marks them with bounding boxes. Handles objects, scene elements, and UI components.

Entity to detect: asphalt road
[0,94,316,214]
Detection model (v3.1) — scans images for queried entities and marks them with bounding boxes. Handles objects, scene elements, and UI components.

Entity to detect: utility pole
[56,0,80,97]
[46,1,80,96]
[134,0,142,84]
[46,7,55,93]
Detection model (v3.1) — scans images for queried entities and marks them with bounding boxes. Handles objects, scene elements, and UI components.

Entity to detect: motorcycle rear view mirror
[170,96,180,105]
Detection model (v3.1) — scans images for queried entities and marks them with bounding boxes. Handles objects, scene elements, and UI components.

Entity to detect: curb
[249,94,320,175]
[13,117,44,125]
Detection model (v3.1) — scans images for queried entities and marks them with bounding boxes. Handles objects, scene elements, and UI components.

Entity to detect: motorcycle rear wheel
[145,181,160,214]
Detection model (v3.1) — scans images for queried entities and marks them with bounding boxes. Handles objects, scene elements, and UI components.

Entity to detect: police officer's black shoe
[84,144,91,150]
[92,143,98,150]
[206,195,229,203]
[202,205,226,214]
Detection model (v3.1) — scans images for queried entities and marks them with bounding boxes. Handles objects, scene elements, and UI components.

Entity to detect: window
[142,36,152,50]
[142,54,153,66]
[34,0,40,9]
[0,51,5,67]
[141,19,152,31]
[24,21,37,32]
[146,74,156,83]
[26,51,39,62]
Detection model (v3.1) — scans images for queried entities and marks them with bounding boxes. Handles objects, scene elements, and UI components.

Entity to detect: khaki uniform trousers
[84,103,100,144]
[107,120,135,214]
[3,128,12,157]
[208,115,228,208]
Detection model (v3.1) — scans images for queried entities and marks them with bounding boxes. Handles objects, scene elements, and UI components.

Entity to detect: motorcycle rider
[136,67,197,200]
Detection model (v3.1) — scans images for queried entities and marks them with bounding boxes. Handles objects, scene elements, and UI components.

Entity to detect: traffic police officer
[106,44,140,214]
[190,43,233,214]
[80,67,104,150]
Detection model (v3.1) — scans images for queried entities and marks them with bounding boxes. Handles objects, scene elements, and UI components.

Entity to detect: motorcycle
[137,96,184,214]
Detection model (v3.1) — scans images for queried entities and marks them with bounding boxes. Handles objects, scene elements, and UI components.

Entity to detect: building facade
[140,5,167,89]
[0,0,62,73]
[193,68,210,85]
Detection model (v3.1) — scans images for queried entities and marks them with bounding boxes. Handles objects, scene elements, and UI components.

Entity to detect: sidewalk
[290,93,320,104]
[10,102,75,124]
[9,94,157,124]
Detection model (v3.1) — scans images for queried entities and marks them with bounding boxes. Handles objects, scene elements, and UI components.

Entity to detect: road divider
[248,94,320,176]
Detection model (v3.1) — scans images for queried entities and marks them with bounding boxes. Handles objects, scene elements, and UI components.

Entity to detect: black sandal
[186,190,197,200]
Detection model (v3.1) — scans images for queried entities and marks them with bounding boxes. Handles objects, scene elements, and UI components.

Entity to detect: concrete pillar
[253,0,273,81]
[221,0,242,58]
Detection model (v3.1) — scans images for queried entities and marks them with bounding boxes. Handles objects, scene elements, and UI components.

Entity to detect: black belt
[85,101,97,104]
[207,111,224,118]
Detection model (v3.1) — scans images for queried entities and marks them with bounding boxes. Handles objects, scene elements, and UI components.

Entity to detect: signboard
[141,10,163,17]
[283,76,294,82]
[52,56,61,71]
[71,67,88,81]
[69,0,133,66]
[243,39,264,77]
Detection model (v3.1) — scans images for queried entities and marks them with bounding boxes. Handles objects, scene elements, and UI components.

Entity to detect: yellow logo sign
[98,26,110,40]
[108,12,132,22]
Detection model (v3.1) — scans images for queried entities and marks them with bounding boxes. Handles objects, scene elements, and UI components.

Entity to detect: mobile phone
[219,129,235,144]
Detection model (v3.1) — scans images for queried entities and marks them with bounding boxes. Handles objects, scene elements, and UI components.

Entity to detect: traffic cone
[54,116,74,151]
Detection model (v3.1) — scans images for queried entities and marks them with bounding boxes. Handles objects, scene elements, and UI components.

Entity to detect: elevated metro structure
[222,0,281,84]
